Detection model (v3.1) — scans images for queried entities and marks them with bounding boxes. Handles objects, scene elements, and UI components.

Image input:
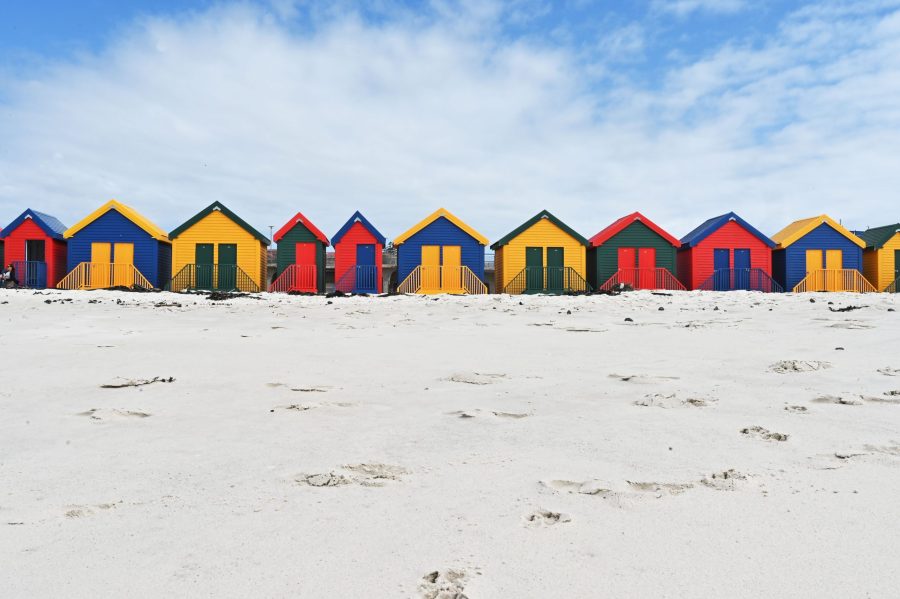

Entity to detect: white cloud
[651,0,748,17]
[0,1,899,243]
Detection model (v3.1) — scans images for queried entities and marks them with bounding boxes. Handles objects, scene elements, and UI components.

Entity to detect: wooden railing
[397,265,488,294]
[334,265,379,294]
[270,264,318,293]
[11,261,48,289]
[598,268,685,292]
[503,267,591,294]
[698,268,783,293]
[57,262,153,290]
[793,269,876,293]
[168,264,260,293]
[886,276,899,294]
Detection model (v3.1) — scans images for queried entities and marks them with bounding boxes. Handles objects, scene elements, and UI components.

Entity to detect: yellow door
[421,245,441,293]
[91,242,112,289]
[825,249,842,291]
[114,243,135,286]
[441,246,462,292]
[806,250,824,292]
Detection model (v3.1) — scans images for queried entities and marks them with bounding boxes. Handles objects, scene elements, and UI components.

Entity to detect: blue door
[355,244,377,293]
[713,249,730,291]
[734,249,751,290]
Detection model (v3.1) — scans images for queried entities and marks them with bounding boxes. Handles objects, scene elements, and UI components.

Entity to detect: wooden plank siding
[275,223,327,292]
[772,222,863,291]
[396,216,485,284]
[170,210,268,289]
[588,221,676,288]
[1,217,68,287]
[333,221,383,292]
[495,218,586,291]
[862,234,900,290]
[679,220,772,290]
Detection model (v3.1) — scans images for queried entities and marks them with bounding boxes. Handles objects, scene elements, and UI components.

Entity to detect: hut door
[25,239,45,263]
[525,247,543,293]
[617,248,636,287]
[218,244,238,291]
[25,240,46,287]
[91,242,112,289]
[195,244,215,290]
[355,244,376,293]
[638,248,656,289]
[441,246,462,293]
[805,250,824,291]
[825,249,842,291]
[734,249,751,290]
[421,245,441,293]
[547,247,564,292]
[295,242,317,292]
[713,249,730,291]
[112,243,134,287]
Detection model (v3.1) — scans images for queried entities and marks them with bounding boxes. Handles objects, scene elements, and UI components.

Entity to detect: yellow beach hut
[490,210,591,294]
[168,201,270,292]
[856,224,900,292]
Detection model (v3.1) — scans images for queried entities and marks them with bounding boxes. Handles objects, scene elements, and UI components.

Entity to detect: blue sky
[1,0,899,240]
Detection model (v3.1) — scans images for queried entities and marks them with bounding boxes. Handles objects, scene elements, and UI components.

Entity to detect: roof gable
[64,200,169,241]
[855,223,900,249]
[681,212,776,248]
[771,214,865,249]
[393,208,488,246]
[491,210,588,250]
[331,211,386,246]
[589,212,680,248]
[170,201,270,245]
[274,211,329,245]
[0,209,68,240]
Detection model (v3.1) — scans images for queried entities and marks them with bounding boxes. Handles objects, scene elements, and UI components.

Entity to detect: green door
[195,244,214,290]
[894,250,900,292]
[547,247,564,292]
[218,244,238,290]
[525,247,543,293]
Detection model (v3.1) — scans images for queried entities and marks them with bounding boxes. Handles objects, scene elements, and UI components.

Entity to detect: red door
[295,243,317,292]
[638,247,656,289]
[618,247,636,286]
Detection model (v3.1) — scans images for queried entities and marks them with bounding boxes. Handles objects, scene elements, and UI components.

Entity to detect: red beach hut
[332,211,385,294]
[0,209,68,288]
[677,212,781,291]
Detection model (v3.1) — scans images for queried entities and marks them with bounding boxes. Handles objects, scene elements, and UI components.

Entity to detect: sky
[1,0,899,243]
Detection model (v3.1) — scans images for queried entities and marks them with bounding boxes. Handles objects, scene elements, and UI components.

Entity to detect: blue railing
[335,265,379,294]
[699,268,783,292]
[12,261,48,288]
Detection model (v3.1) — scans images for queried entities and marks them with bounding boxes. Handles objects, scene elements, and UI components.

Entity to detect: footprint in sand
[78,408,151,421]
[446,372,508,385]
[524,509,572,526]
[784,405,809,413]
[699,469,748,491]
[541,479,692,501]
[812,395,863,406]
[769,360,832,374]
[418,569,469,599]
[877,367,900,377]
[608,373,680,384]
[447,409,529,419]
[297,463,409,488]
[634,393,716,408]
[741,426,789,441]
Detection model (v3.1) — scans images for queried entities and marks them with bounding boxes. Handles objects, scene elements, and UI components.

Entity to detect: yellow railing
[397,265,488,295]
[793,269,876,293]
[56,262,153,290]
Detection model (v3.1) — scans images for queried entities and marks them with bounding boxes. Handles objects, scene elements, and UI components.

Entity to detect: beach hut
[678,212,781,292]
[168,202,270,293]
[855,224,900,292]
[58,200,171,290]
[394,208,488,294]
[588,212,684,292]
[771,215,873,292]
[332,211,385,294]
[0,209,68,288]
[491,210,590,294]
[270,211,329,293]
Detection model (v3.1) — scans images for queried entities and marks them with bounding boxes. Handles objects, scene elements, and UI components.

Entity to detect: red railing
[270,264,318,293]
[598,268,685,292]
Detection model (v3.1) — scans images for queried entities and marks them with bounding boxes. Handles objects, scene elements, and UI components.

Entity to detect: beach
[1,289,899,598]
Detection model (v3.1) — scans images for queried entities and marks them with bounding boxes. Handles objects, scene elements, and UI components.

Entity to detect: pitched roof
[0,209,68,240]
[331,211,386,246]
[588,212,680,248]
[393,208,488,246]
[854,223,900,249]
[680,212,776,249]
[64,200,169,241]
[169,201,270,245]
[490,210,588,250]
[274,211,329,245]
[770,214,865,249]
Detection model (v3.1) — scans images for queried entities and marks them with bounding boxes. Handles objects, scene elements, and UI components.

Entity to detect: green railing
[167,264,260,293]
[503,266,591,295]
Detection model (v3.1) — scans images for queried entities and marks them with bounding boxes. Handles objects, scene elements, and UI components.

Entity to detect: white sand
[1,289,899,598]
